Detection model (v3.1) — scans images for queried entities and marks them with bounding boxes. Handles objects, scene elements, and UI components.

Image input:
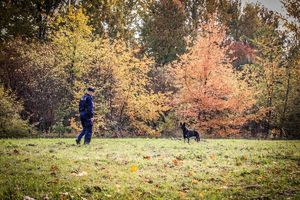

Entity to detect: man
[76,86,95,145]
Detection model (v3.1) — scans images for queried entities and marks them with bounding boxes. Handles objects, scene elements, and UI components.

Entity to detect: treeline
[0,0,299,138]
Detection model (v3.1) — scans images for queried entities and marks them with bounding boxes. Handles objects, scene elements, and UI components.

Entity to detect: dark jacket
[79,93,94,119]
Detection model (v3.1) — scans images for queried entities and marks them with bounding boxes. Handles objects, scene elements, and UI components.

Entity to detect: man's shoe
[76,139,80,145]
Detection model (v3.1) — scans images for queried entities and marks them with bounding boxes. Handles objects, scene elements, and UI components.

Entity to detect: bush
[0,86,31,137]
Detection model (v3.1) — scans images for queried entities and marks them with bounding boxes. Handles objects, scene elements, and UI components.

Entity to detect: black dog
[180,122,200,143]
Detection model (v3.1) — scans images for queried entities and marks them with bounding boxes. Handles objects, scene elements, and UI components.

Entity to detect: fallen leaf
[172,159,180,166]
[42,195,49,200]
[50,165,59,171]
[175,156,184,161]
[93,186,102,192]
[84,186,92,194]
[179,191,186,199]
[71,171,88,177]
[13,149,20,155]
[241,155,248,161]
[145,178,153,184]
[47,178,59,184]
[199,192,204,198]
[192,179,199,184]
[244,184,261,189]
[24,196,35,200]
[59,192,69,200]
[143,156,151,160]
[130,165,138,172]
[56,142,65,145]
[50,165,59,176]
[26,144,37,147]
[210,154,216,160]
[220,186,228,189]
[187,172,193,177]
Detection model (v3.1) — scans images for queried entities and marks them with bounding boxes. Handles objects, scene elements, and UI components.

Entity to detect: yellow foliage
[70,117,81,132]
[52,10,170,135]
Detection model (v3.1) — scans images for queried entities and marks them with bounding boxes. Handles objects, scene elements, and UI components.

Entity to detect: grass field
[0,138,299,200]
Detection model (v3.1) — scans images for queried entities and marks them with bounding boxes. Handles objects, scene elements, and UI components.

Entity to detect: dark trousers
[77,116,93,144]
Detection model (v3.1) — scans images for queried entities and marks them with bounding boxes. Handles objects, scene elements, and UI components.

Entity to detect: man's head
[86,86,96,96]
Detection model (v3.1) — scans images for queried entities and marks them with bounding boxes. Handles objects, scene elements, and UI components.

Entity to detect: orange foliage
[169,17,255,136]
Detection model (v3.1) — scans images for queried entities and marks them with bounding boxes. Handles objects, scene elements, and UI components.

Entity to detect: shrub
[0,86,31,137]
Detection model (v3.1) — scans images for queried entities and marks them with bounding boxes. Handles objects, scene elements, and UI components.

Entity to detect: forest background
[0,0,299,139]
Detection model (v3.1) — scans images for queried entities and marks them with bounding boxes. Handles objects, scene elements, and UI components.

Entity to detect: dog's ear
[179,122,182,126]
[183,122,186,126]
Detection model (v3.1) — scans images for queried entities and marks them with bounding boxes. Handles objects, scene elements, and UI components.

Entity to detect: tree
[141,0,188,66]
[280,0,300,137]
[0,0,65,41]
[169,17,254,136]
[0,39,70,132]
[73,38,170,136]
[82,0,142,41]
[50,6,94,87]
[243,26,284,137]
[0,85,30,137]
[242,20,299,138]
[281,0,299,40]
[229,3,280,68]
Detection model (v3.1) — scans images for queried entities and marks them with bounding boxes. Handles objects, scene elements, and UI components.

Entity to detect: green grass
[0,138,299,200]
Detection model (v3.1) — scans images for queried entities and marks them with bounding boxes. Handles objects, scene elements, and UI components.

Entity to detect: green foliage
[141,0,188,65]
[51,122,72,136]
[0,0,66,40]
[242,24,300,138]
[0,39,71,132]
[159,111,181,137]
[82,0,142,40]
[0,86,30,137]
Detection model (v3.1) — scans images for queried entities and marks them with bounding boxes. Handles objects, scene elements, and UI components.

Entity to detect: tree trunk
[280,65,291,138]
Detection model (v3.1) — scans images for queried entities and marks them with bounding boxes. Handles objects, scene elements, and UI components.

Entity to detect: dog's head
[179,122,186,130]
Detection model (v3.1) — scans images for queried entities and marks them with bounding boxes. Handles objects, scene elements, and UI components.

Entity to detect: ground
[0,138,299,200]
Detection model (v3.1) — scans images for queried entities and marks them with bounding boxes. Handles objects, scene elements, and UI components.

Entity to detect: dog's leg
[188,137,190,144]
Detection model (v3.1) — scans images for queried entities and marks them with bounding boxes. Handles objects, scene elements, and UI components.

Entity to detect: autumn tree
[169,17,255,136]
[141,0,188,66]
[72,38,170,136]
[50,6,93,87]
[50,6,97,125]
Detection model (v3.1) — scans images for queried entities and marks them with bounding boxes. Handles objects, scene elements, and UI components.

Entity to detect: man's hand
[91,118,94,123]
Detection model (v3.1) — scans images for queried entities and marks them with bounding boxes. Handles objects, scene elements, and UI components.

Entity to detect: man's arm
[86,96,94,118]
